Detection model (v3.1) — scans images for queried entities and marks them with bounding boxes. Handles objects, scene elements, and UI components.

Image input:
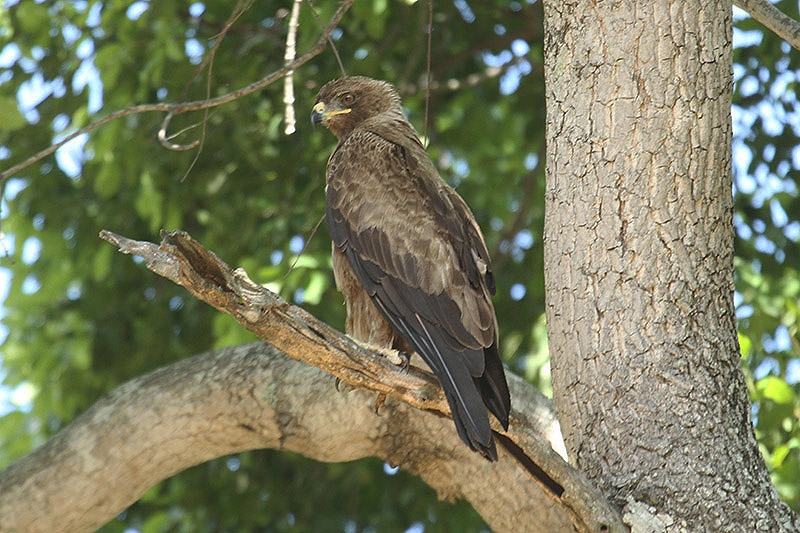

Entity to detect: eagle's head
[311,76,402,139]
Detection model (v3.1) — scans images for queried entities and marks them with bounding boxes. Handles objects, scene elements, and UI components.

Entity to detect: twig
[173,0,253,105]
[735,0,800,51]
[283,0,302,135]
[164,0,253,153]
[283,212,326,280]
[306,0,346,76]
[423,0,434,145]
[180,0,256,181]
[157,111,200,151]
[1,0,355,183]
[400,55,536,95]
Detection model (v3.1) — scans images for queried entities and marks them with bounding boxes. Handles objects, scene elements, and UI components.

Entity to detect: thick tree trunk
[542,0,798,530]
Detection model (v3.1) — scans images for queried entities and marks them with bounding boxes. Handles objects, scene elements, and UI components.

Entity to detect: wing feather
[326,123,509,457]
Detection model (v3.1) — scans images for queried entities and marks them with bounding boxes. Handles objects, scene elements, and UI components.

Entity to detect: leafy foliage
[0,0,797,529]
[731,2,800,506]
[0,1,543,530]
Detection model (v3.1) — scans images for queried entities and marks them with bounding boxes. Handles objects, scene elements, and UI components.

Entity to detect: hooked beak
[311,101,351,126]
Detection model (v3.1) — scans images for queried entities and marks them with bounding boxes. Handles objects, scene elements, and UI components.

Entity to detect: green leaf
[738,333,752,358]
[0,96,27,131]
[141,510,172,533]
[303,271,328,305]
[94,160,122,198]
[758,376,796,405]
[91,244,113,281]
[15,2,49,35]
[773,444,791,468]
[0,411,31,464]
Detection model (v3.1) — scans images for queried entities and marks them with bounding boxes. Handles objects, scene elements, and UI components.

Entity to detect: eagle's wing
[326,118,510,457]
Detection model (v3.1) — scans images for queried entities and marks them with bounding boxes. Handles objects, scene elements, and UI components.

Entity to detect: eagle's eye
[341,93,355,105]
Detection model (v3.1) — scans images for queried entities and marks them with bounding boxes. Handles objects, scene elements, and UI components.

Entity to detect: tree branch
[86,228,625,532]
[0,343,576,532]
[0,0,354,183]
[735,0,800,51]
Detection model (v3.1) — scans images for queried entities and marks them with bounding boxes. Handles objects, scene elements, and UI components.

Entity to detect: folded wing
[326,122,510,459]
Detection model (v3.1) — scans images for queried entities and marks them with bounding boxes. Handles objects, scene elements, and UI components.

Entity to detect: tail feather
[412,315,494,450]
[478,343,511,429]
[446,387,498,460]
[356,273,508,460]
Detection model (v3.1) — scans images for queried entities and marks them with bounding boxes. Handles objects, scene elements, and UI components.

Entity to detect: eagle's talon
[334,377,354,394]
[396,351,410,373]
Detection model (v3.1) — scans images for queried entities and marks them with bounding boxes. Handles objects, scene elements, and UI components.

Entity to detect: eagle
[311,76,510,460]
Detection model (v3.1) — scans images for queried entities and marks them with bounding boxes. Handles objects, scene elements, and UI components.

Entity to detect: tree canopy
[0,0,798,530]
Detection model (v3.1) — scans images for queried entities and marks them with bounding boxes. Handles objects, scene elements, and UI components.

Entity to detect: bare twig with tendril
[1,0,354,183]
[176,0,256,181]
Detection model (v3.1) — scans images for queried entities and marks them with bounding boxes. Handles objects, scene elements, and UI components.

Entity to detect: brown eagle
[311,76,510,460]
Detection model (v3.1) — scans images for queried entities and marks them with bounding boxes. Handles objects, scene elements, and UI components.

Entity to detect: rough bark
[0,343,569,533]
[0,230,626,533]
[542,0,798,531]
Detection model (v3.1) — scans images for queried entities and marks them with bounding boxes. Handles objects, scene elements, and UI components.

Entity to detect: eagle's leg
[350,338,409,368]
[332,340,408,395]
[333,248,413,407]
[334,247,413,366]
